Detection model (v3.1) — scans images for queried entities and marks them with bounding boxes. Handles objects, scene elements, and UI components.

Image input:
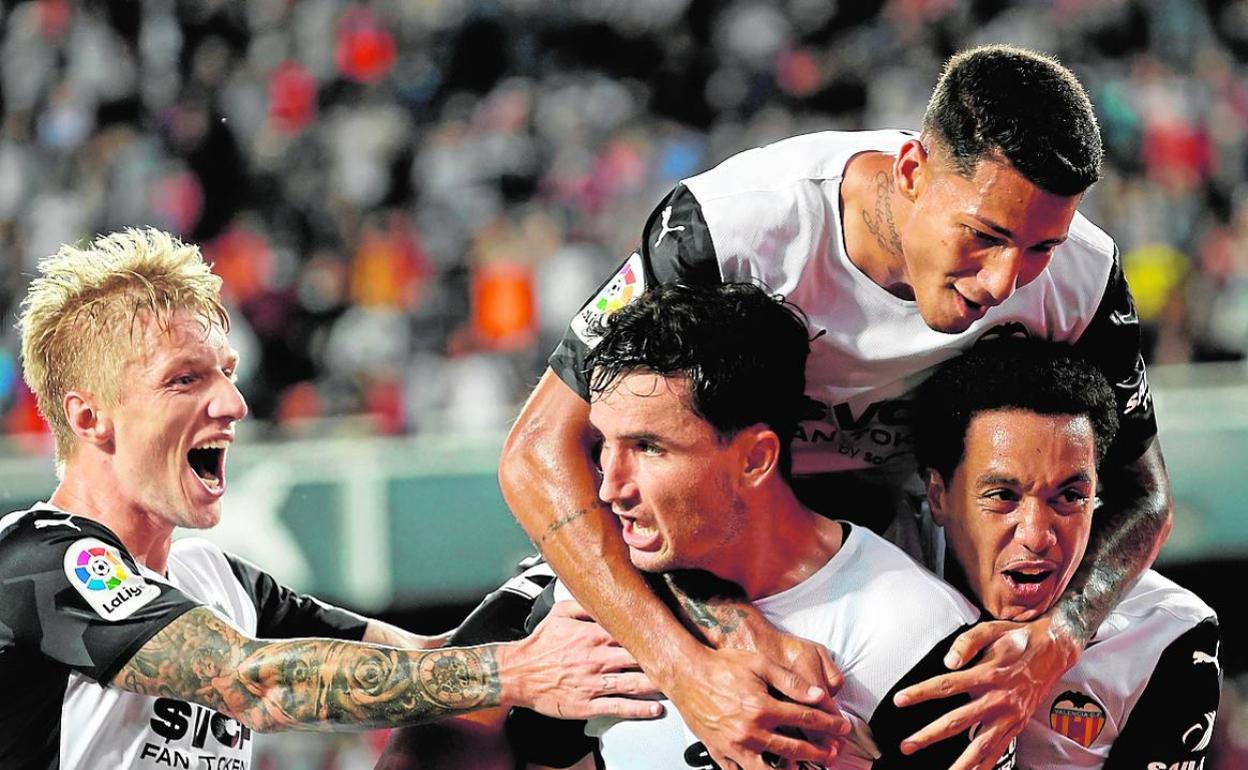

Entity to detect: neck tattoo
[861,171,904,260]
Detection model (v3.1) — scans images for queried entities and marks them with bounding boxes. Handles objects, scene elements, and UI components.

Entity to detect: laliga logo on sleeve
[571,251,647,347]
[63,538,161,620]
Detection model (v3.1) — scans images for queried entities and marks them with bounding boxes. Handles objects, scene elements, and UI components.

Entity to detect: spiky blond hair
[18,228,229,470]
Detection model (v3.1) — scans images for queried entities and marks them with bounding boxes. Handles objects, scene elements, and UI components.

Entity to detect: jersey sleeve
[867,623,980,770]
[548,183,723,399]
[224,553,368,640]
[1101,616,1221,770]
[1072,247,1158,463]
[0,516,200,684]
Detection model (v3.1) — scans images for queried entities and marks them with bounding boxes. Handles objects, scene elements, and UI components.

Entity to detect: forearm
[116,607,502,732]
[662,570,758,649]
[499,373,705,681]
[522,485,705,680]
[1052,440,1172,643]
[364,619,451,649]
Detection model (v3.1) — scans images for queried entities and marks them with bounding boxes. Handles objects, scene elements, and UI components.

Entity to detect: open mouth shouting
[187,440,228,495]
[1000,561,1057,605]
[618,515,662,552]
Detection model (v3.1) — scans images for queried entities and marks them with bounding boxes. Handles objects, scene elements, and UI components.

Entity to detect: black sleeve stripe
[1102,617,1221,769]
[223,553,368,641]
[547,183,721,400]
[1072,243,1158,463]
[643,184,721,286]
[868,623,979,769]
[0,512,201,684]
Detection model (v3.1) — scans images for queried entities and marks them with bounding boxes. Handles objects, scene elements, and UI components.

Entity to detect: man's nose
[209,376,249,423]
[977,247,1023,305]
[1014,498,1058,554]
[597,447,636,506]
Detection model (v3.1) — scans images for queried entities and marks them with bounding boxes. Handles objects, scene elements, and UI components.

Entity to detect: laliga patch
[570,251,646,347]
[63,538,161,620]
[1049,690,1106,748]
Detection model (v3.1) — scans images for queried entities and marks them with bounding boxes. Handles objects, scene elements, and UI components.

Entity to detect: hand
[664,645,850,770]
[499,600,663,720]
[892,617,1082,770]
[727,611,845,714]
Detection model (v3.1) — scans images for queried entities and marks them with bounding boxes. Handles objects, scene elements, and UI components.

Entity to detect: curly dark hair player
[387,44,1171,770]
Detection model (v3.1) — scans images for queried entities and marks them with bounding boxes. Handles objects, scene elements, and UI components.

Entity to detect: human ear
[894,138,928,202]
[925,468,949,526]
[64,391,113,448]
[740,426,780,487]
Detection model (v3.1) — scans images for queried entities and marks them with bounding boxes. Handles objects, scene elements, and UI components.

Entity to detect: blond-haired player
[0,229,658,770]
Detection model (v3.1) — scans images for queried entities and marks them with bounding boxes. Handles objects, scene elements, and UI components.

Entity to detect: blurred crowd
[1,0,1247,441]
[3,1,1248,766]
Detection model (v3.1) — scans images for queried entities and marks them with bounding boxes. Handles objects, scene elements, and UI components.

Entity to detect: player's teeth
[633,522,657,536]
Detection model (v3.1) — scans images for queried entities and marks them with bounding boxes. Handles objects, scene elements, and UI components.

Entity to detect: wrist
[1043,613,1086,669]
[484,642,517,708]
[642,633,712,690]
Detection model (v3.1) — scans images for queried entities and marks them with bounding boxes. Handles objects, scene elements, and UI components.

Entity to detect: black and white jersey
[0,504,369,770]
[552,129,1154,483]
[1017,570,1220,770]
[522,524,984,769]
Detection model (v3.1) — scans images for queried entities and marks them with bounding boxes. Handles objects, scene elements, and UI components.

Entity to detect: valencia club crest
[1049,690,1107,747]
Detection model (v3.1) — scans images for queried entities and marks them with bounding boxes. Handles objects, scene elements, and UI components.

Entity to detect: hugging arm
[115,600,658,733]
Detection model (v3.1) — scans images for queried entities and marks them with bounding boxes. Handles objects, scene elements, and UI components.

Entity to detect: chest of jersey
[60,543,260,770]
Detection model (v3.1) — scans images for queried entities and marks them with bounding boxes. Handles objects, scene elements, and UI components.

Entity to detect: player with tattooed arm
[0,229,659,770]
[489,45,1171,770]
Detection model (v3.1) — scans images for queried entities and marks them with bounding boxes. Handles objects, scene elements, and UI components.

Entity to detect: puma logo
[35,517,81,532]
[654,205,686,247]
[1193,643,1220,675]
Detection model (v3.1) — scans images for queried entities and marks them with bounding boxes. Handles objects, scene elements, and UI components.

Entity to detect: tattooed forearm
[661,571,752,646]
[677,596,748,637]
[862,171,904,259]
[541,506,589,542]
[1052,445,1171,643]
[115,607,502,732]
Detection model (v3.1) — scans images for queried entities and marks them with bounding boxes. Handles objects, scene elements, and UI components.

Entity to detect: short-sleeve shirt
[0,504,369,770]
[520,524,987,769]
[1017,570,1220,769]
[551,130,1155,485]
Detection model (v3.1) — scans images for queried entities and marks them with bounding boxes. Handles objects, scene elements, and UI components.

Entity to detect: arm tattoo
[661,571,752,646]
[541,507,588,543]
[115,607,501,732]
[1052,451,1169,643]
[862,171,904,259]
[676,595,748,637]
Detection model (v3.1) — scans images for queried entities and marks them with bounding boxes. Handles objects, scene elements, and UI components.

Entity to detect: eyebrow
[618,431,665,445]
[970,216,1068,249]
[976,471,1093,488]
[159,349,240,374]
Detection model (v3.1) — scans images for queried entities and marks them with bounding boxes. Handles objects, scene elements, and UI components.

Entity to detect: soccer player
[907,342,1219,769]
[0,229,659,770]
[501,281,982,769]
[492,44,1171,769]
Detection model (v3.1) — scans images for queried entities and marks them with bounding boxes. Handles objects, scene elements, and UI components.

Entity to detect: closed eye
[964,226,1004,246]
[982,488,1018,502]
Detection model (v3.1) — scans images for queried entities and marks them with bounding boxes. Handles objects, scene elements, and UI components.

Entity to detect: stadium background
[0,0,1245,766]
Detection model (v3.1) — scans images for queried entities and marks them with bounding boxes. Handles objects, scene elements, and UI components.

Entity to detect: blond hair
[18,228,229,468]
